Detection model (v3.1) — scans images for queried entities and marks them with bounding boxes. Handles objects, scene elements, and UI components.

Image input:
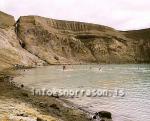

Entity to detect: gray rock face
[0,11,15,29]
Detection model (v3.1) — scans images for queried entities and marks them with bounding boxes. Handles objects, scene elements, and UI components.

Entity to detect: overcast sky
[0,0,150,30]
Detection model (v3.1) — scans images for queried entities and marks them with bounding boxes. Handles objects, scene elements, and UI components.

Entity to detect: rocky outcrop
[0,11,15,29]
[16,16,98,64]
[0,27,46,70]
[93,111,112,121]
[16,15,150,64]
[0,11,150,70]
[0,12,46,70]
[122,29,150,63]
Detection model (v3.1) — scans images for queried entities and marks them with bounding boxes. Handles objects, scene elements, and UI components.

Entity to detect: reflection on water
[14,64,150,121]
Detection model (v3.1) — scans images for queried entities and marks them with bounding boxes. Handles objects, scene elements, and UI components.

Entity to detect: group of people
[62,65,102,71]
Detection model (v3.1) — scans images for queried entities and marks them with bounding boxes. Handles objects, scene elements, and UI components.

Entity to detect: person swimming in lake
[99,67,101,71]
[63,65,66,70]
[99,66,102,71]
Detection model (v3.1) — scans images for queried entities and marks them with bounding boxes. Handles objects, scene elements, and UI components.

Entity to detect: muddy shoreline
[0,68,92,121]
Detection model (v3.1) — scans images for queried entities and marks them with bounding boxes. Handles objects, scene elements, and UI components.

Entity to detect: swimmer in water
[63,65,66,70]
[99,66,102,71]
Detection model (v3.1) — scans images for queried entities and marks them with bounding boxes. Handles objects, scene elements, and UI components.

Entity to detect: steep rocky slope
[0,12,46,70]
[16,15,150,64]
[122,29,150,63]
[0,11,15,29]
[0,11,150,70]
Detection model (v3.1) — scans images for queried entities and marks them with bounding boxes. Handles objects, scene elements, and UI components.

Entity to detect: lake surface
[14,64,150,121]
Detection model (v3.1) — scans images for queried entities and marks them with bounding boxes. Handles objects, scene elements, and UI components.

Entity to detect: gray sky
[0,0,150,30]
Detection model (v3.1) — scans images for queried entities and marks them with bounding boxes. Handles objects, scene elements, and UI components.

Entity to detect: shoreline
[2,64,148,121]
[0,69,92,121]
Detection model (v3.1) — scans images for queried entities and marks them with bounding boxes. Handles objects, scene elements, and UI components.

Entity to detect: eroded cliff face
[122,29,150,63]
[0,12,46,70]
[16,16,98,64]
[0,11,150,70]
[16,16,150,64]
[0,11,15,29]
